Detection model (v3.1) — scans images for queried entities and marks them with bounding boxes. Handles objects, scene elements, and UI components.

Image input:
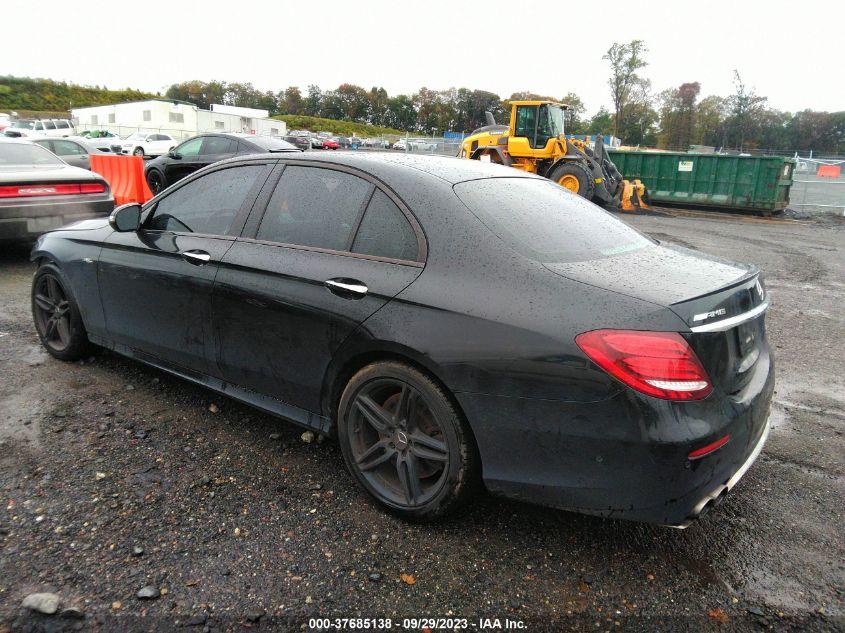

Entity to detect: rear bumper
[456,346,775,526]
[0,196,114,242]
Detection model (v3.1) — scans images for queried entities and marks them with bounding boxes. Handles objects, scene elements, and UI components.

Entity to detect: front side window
[43,120,57,130]
[175,137,203,156]
[352,190,418,262]
[535,105,565,149]
[454,177,654,263]
[56,120,70,129]
[256,166,370,250]
[147,165,263,235]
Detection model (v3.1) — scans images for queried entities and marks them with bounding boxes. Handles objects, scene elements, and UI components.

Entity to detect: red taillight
[79,182,107,194]
[575,329,713,401]
[688,434,730,460]
[0,182,106,198]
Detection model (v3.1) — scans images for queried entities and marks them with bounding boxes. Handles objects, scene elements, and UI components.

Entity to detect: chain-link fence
[75,123,197,142]
[347,136,462,157]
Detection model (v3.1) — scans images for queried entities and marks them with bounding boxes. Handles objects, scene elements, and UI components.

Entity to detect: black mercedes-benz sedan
[30,152,774,526]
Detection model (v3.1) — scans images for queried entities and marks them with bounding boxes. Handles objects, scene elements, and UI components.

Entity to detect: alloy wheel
[33,274,72,352]
[148,170,164,193]
[347,378,450,507]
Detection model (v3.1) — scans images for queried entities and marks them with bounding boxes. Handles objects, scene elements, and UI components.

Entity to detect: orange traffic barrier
[89,154,154,206]
[817,164,841,178]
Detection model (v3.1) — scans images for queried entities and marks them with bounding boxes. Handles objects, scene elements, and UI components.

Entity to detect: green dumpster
[606,150,795,213]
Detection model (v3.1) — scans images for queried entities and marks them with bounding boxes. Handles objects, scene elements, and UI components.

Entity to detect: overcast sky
[2,0,842,114]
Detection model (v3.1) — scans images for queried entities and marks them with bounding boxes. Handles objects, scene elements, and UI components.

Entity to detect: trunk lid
[545,243,769,395]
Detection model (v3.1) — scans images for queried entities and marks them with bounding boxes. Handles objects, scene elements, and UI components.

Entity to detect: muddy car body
[30,153,773,525]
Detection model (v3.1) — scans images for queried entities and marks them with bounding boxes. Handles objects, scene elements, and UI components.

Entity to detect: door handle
[325,278,368,299]
[182,250,212,265]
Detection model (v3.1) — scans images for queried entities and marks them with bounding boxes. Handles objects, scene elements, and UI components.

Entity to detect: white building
[71,99,285,141]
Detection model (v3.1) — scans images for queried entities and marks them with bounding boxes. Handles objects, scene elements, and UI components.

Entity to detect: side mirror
[168,150,181,159]
[109,203,142,232]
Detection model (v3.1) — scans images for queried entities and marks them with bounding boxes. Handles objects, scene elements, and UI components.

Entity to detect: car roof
[224,151,537,185]
[0,136,35,145]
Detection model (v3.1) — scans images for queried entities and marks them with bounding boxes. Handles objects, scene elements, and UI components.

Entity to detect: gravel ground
[0,210,843,632]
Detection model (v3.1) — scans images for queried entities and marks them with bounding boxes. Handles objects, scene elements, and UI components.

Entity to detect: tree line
[3,43,843,154]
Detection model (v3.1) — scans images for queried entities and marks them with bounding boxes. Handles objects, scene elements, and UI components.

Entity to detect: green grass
[272,114,405,137]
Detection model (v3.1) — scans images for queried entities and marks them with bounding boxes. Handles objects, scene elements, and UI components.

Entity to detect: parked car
[322,138,340,150]
[282,135,311,152]
[31,137,105,170]
[30,153,773,526]
[0,137,112,243]
[77,133,120,153]
[144,133,299,194]
[410,140,438,152]
[116,132,176,158]
[334,136,352,149]
[392,140,408,151]
[310,137,324,149]
[79,129,121,141]
[4,118,76,138]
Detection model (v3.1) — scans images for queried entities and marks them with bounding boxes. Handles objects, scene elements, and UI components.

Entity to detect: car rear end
[0,140,113,243]
[452,176,774,526]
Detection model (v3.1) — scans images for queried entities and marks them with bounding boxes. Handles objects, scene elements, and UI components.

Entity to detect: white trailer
[72,99,285,141]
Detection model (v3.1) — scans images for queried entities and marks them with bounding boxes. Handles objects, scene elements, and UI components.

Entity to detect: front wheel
[133,146,145,157]
[548,162,595,200]
[337,361,480,520]
[32,264,93,361]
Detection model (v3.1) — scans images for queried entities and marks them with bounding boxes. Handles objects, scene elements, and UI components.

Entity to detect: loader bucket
[620,179,651,212]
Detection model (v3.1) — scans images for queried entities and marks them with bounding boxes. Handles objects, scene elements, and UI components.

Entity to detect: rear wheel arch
[333,353,483,518]
[322,345,473,442]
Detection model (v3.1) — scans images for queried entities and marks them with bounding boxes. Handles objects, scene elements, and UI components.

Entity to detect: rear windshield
[0,143,64,166]
[454,177,654,263]
[246,136,297,151]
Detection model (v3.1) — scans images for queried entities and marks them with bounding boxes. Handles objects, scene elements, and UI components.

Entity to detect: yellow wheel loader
[459,100,649,211]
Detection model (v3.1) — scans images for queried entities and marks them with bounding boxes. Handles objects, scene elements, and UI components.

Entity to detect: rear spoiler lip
[689,301,769,333]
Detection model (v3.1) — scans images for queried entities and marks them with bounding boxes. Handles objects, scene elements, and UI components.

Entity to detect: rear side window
[352,190,418,262]
[147,165,263,235]
[52,140,87,155]
[55,120,70,129]
[454,178,654,263]
[202,136,237,154]
[256,166,370,250]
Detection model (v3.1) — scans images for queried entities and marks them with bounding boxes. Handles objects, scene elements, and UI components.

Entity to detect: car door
[164,136,206,184]
[50,139,90,169]
[154,134,175,155]
[98,161,273,376]
[212,162,425,414]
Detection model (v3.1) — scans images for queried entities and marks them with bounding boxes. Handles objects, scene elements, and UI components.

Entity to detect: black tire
[31,264,93,361]
[547,162,595,200]
[337,361,480,520]
[146,168,166,194]
[133,146,144,157]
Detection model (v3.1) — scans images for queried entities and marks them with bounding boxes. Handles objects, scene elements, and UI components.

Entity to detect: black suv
[144,133,299,194]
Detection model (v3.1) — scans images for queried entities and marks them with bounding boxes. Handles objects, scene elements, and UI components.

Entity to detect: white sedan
[117,132,176,158]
